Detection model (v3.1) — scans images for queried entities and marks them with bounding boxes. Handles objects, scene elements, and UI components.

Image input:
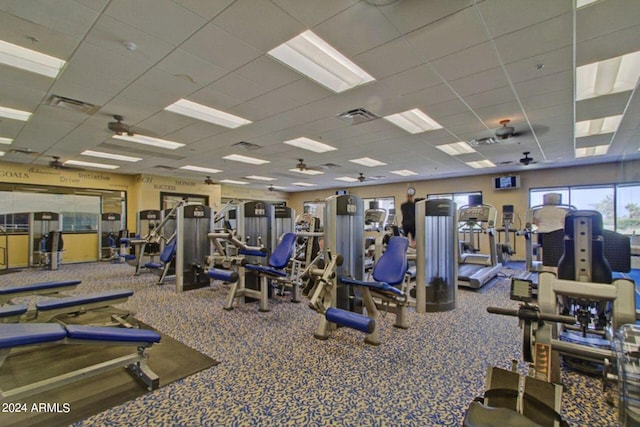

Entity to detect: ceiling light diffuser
[0,151,5,156]
[283,137,337,153]
[335,176,359,182]
[289,168,324,175]
[165,99,251,128]
[0,39,66,78]
[0,137,12,145]
[246,175,276,181]
[349,157,387,167]
[0,105,31,121]
[113,134,184,150]
[390,169,418,176]
[383,108,443,134]
[292,182,317,187]
[81,150,141,162]
[64,160,119,170]
[575,115,623,137]
[220,179,249,185]
[436,141,476,156]
[576,50,640,101]
[576,0,600,8]
[466,160,496,169]
[268,30,374,93]
[222,154,270,165]
[179,165,222,174]
[575,145,609,158]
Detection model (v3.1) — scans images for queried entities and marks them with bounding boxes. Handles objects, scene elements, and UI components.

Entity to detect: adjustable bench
[0,280,81,305]
[236,233,298,312]
[0,323,161,400]
[0,305,27,323]
[34,290,134,323]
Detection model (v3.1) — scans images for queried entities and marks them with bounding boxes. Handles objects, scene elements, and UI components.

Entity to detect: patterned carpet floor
[0,263,619,426]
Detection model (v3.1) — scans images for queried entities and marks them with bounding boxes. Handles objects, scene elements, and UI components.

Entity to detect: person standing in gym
[401,188,416,247]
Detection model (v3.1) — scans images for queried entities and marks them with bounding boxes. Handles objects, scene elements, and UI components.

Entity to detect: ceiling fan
[204,176,215,185]
[49,156,82,170]
[519,152,537,166]
[107,115,135,136]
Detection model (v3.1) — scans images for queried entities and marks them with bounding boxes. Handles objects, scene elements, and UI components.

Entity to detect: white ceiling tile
[492,13,573,64]
[105,0,205,46]
[576,91,630,121]
[477,0,571,39]
[354,37,426,80]
[404,5,488,63]
[464,86,515,110]
[520,88,572,112]
[448,67,509,97]
[181,22,262,71]
[314,2,401,57]
[576,24,640,65]
[576,0,640,42]
[430,42,499,81]
[72,0,109,12]
[173,0,235,19]
[379,0,475,36]
[514,71,572,99]
[379,64,442,97]
[234,57,302,92]
[156,49,228,88]
[271,0,359,27]
[504,46,573,84]
[213,0,304,52]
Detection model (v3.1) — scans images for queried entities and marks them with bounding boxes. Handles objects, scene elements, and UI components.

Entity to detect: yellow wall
[63,233,99,263]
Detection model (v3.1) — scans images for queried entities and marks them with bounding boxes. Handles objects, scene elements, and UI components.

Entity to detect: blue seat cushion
[339,276,404,297]
[145,262,164,269]
[35,290,133,311]
[244,264,287,277]
[65,325,161,343]
[123,254,137,260]
[373,236,409,285]
[0,323,66,349]
[0,280,81,295]
[207,268,239,282]
[0,304,27,317]
[239,248,267,257]
[269,233,297,269]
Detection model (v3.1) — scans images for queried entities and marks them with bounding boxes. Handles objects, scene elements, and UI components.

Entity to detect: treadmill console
[510,278,534,302]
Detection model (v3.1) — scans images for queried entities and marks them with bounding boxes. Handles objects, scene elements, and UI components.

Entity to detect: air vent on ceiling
[468,137,500,146]
[8,148,40,155]
[497,160,515,165]
[319,163,341,169]
[153,165,178,171]
[232,141,262,150]
[44,95,100,115]
[369,175,386,180]
[335,108,380,125]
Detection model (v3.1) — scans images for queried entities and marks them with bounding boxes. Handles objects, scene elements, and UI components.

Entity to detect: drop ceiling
[0,0,638,191]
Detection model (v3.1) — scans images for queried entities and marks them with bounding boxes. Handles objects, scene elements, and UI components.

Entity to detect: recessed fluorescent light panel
[0,137,12,145]
[575,145,609,158]
[64,160,119,170]
[436,141,476,156]
[220,179,249,185]
[179,165,222,174]
[466,160,496,169]
[0,151,5,156]
[575,115,623,137]
[383,108,443,134]
[0,105,31,121]
[390,169,418,177]
[0,39,66,78]
[576,0,600,8]
[269,185,287,190]
[222,154,270,165]
[335,176,359,182]
[246,175,276,181]
[576,50,640,101]
[113,134,185,150]
[292,182,317,187]
[165,99,251,129]
[283,137,337,153]
[268,30,374,93]
[288,168,324,175]
[81,150,141,162]
[349,157,387,167]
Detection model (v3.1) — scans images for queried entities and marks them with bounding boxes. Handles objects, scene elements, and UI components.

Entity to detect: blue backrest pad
[373,236,409,285]
[160,240,177,263]
[269,233,297,269]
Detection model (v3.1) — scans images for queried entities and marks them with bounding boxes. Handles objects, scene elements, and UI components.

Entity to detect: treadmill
[457,203,502,288]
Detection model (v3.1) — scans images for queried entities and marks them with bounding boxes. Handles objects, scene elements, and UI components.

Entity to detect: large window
[529,184,640,233]
[362,197,395,213]
[428,191,482,209]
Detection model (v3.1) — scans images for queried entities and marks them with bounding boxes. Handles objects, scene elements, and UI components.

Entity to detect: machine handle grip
[538,312,576,325]
[487,307,518,317]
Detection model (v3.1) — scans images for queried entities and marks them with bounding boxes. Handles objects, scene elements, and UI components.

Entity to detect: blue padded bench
[238,248,267,257]
[0,304,27,323]
[229,233,298,312]
[207,268,239,283]
[34,290,133,323]
[0,280,81,305]
[0,323,161,399]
